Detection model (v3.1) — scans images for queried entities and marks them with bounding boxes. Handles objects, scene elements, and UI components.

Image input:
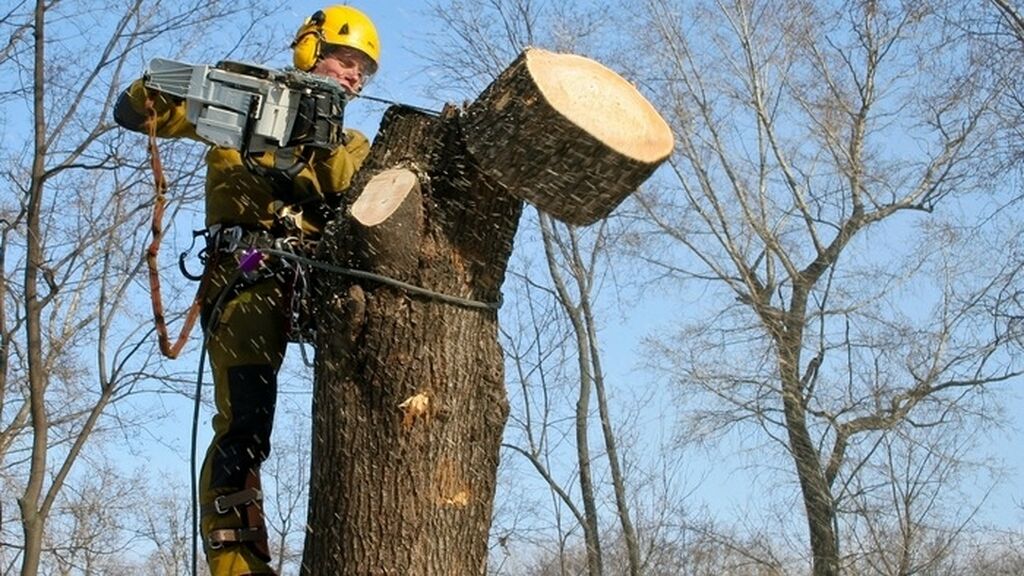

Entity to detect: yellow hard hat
[292,5,380,72]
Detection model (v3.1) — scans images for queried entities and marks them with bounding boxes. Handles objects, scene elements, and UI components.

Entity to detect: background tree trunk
[302,106,523,575]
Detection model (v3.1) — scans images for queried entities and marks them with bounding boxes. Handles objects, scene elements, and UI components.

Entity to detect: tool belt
[198,224,318,343]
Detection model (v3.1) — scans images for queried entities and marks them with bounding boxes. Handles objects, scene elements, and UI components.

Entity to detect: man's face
[312,45,375,94]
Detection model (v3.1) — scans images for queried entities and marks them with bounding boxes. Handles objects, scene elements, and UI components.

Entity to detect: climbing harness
[200,224,321,343]
[175,223,503,340]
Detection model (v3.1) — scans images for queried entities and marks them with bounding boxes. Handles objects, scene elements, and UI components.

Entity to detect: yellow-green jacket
[114,78,370,235]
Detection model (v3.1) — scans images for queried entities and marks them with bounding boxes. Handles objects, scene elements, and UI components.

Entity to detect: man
[114,6,380,575]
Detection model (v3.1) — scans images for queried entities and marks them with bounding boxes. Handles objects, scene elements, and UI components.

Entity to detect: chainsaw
[143,57,350,176]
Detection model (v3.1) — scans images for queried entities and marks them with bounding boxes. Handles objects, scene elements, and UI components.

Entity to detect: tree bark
[777,307,840,576]
[302,106,522,575]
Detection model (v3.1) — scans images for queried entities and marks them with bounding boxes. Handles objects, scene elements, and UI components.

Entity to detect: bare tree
[956,531,1024,575]
[41,463,146,575]
[0,0,284,573]
[134,491,209,576]
[491,213,645,576]
[990,0,1024,42]
[262,409,312,576]
[839,424,995,575]
[624,1,1022,574]
[986,0,1024,168]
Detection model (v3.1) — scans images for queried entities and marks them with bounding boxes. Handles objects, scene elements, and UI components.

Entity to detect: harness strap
[144,95,209,359]
[201,487,263,517]
[206,527,269,550]
[202,472,272,561]
[207,225,285,256]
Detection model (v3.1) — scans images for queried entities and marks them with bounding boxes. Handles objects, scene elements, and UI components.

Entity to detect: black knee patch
[210,364,278,490]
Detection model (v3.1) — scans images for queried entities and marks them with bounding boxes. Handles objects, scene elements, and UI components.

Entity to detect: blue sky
[4,1,1021,571]
[273,0,1024,532]
[108,1,1024,565]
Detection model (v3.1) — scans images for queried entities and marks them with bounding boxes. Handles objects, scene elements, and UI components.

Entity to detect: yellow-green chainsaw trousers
[200,260,287,576]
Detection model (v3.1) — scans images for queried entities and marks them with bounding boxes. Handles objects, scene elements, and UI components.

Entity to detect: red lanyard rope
[144,95,207,359]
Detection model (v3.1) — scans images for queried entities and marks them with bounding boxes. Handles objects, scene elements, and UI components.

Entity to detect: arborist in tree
[113,5,380,575]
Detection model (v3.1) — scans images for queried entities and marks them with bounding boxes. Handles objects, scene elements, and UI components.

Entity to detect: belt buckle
[213,494,233,515]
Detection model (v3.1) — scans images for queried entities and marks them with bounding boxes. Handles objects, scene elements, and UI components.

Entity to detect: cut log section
[347,167,423,281]
[351,167,421,226]
[463,47,674,226]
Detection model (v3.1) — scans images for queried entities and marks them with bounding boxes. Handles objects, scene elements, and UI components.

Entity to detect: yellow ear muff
[292,10,326,71]
[292,31,321,70]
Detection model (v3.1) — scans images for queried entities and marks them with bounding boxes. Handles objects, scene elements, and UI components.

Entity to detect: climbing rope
[189,333,207,576]
[261,246,502,311]
[189,271,241,576]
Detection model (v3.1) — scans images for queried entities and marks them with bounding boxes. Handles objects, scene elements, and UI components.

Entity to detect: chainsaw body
[144,58,348,155]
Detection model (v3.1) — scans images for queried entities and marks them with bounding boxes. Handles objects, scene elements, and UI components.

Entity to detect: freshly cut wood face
[350,167,420,226]
[526,49,674,163]
[463,47,675,225]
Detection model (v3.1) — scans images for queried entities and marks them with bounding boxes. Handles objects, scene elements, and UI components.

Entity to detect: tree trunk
[302,106,522,575]
[777,315,840,576]
[302,48,672,575]
[20,2,48,574]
